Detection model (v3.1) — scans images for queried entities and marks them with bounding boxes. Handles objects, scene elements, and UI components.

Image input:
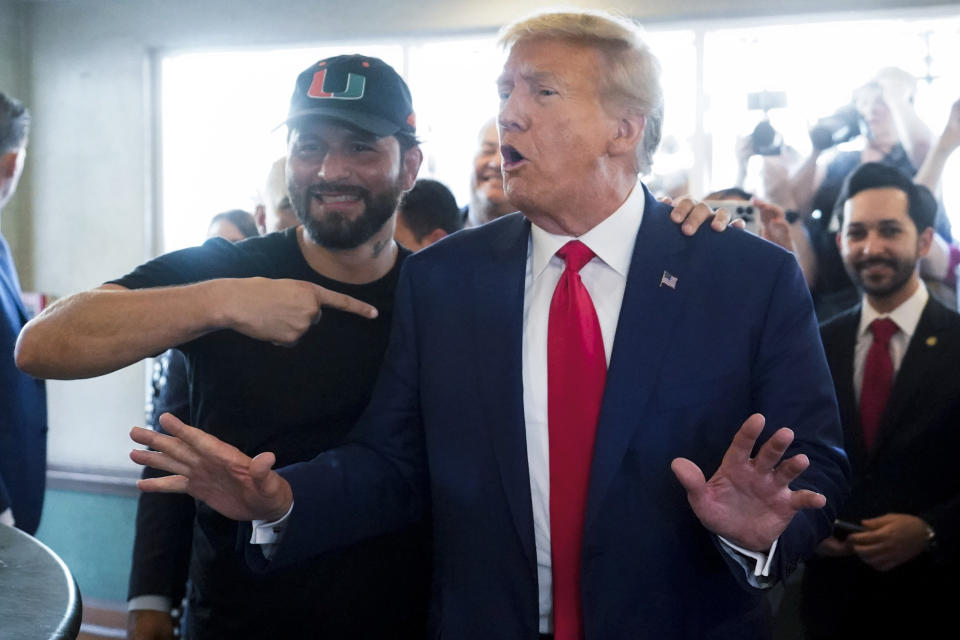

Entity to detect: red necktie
[860,317,898,449]
[548,240,607,640]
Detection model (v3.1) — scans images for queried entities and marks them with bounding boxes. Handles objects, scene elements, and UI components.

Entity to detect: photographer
[787,68,938,319]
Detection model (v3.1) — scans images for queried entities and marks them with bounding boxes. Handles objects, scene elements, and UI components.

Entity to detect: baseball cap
[284,54,416,137]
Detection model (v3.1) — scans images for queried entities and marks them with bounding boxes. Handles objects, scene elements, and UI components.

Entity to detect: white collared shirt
[854,281,929,401]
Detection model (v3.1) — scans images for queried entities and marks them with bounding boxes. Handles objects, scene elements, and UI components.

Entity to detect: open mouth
[500,145,526,170]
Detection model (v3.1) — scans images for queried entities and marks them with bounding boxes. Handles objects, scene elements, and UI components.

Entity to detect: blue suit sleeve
[752,252,851,581]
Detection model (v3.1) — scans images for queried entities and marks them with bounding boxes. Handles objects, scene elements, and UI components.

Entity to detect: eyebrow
[497,69,563,88]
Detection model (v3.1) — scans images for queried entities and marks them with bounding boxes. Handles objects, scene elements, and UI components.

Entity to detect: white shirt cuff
[718,536,778,587]
[250,500,294,557]
[127,595,172,612]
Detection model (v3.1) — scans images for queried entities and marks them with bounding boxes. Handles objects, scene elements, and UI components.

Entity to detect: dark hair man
[17,55,432,639]
[124,10,848,640]
[207,209,259,242]
[801,161,960,639]
[394,178,463,251]
[0,90,46,536]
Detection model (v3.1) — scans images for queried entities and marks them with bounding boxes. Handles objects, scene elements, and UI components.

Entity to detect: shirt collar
[529,179,645,279]
[858,280,929,341]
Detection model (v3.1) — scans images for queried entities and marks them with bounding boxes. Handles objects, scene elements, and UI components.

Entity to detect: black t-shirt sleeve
[107,237,260,290]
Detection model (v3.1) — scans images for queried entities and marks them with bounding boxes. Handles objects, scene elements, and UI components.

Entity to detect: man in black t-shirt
[17,55,429,640]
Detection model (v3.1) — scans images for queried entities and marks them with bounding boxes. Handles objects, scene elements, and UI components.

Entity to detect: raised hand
[671,413,827,552]
[937,98,960,154]
[130,413,293,522]
[220,277,378,346]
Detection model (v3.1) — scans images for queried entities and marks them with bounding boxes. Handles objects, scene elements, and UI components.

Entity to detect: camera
[750,120,782,156]
[705,200,758,235]
[746,91,787,157]
[809,105,862,151]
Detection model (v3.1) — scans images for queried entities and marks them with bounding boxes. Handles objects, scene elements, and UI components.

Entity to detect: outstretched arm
[914,98,960,194]
[672,413,826,552]
[16,278,377,380]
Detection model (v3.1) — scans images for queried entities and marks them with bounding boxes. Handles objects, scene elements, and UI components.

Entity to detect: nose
[316,149,350,182]
[861,230,884,256]
[498,89,529,133]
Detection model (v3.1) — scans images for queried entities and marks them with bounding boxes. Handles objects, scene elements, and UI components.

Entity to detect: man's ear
[0,151,19,179]
[400,146,423,191]
[917,226,935,258]
[422,228,448,247]
[607,112,646,160]
[253,204,266,235]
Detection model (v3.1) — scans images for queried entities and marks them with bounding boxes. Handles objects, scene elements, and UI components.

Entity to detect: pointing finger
[314,286,378,320]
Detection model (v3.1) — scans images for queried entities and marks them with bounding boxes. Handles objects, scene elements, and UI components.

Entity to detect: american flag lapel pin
[660,270,678,289]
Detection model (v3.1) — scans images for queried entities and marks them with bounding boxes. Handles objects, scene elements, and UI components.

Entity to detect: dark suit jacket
[258,189,850,640]
[0,233,47,535]
[128,349,194,607]
[802,296,960,637]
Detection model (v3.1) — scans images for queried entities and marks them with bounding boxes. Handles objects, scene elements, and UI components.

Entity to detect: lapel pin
[926,336,938,347]
[660,270,678,289]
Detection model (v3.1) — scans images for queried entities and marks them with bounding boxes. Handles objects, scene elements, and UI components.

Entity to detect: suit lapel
[469,214,538,572]
[825,308,868,469]
[585,190,688,531]
[873,298,950,456]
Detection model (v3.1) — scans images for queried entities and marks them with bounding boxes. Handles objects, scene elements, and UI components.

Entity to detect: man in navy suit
[801,163,960,638]
[127,10,849,640]
[0,91,46,536]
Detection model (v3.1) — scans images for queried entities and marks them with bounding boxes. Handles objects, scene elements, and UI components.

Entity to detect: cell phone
[832,519,866,540]
[704,200,757,234]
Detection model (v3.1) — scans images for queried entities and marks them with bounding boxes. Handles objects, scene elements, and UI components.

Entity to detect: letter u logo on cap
[307,69,366,100]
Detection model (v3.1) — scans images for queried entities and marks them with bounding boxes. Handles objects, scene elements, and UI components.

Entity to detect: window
[158,11,960,252]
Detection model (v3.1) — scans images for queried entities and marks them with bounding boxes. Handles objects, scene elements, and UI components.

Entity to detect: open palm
[671,413,826,551]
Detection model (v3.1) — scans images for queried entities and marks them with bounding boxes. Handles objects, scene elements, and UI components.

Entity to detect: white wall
[14,0,960,472]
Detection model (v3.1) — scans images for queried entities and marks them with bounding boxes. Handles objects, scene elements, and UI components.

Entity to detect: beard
[845,253,918,299]
[293,181,402,250]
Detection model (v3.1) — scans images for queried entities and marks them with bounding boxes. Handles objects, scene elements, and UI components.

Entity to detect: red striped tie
[548,240,607,640]
[860,317,898,449]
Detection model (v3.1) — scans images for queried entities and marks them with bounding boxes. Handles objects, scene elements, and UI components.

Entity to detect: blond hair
[498,9,663,174]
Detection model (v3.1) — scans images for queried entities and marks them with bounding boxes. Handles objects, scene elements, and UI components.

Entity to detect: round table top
[0,523,82,640]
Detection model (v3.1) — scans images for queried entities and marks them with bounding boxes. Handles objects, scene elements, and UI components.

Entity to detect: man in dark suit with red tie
[801,162,960,639]
[124,10,850,640]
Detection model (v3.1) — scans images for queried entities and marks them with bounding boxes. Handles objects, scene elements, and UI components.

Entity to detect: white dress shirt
[853,281,929,401]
